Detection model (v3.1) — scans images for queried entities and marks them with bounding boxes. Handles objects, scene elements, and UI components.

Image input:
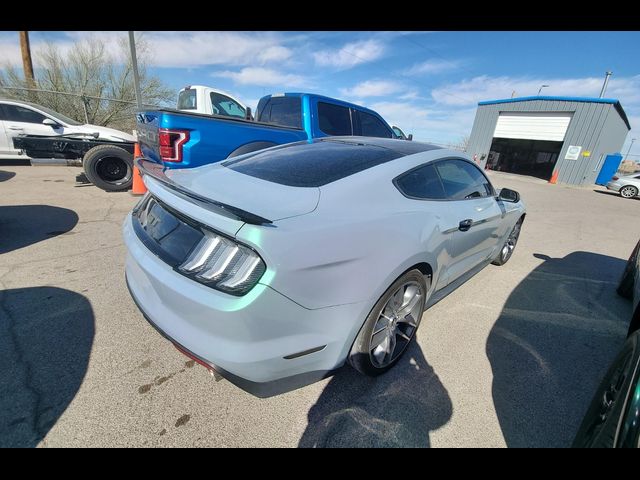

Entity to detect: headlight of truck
[179,230,266,296]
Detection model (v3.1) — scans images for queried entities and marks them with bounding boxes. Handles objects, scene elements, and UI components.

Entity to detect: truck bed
[136,109,308,169]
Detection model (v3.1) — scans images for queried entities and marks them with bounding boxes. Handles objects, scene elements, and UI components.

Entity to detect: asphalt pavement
[0,164,638,447]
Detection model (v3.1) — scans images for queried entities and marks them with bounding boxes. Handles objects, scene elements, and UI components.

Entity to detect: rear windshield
[256,96,301,129]
[177,89,197,110]
[223,140,404,187]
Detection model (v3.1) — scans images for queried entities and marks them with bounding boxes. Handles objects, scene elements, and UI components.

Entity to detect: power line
[0,86,160,107]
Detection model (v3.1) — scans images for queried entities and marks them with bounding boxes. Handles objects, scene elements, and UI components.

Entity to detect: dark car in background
[573,239,640,447]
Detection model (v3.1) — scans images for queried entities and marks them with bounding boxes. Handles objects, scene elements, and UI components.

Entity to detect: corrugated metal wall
[466,99,630,185]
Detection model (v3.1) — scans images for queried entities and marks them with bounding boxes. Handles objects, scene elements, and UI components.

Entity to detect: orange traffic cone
[131,142,147,195]
[549,170,559,184]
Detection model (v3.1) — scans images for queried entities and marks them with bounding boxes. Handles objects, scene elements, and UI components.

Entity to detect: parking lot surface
[1,164,638,447]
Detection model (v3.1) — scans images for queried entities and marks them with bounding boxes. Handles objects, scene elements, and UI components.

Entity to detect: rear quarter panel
[235,151,459,310]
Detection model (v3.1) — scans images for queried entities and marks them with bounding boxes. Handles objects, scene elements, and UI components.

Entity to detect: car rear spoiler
[136,158,273,226]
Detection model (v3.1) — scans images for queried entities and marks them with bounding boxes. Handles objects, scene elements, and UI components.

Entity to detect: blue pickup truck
[136,92,397,169]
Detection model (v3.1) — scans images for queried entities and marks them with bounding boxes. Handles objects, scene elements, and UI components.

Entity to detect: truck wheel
[83,145,133,192]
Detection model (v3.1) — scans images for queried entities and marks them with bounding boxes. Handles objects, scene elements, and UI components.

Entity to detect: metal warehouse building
[466,96,631,185]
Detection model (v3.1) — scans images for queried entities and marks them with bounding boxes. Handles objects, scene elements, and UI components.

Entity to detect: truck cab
[256,93,394,139]
[177,85,251,120]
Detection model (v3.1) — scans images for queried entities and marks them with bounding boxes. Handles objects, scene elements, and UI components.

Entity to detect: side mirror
[43,118,61,128]
[407,134,413,141]
[245,107,252,121]
[497,188,520,203]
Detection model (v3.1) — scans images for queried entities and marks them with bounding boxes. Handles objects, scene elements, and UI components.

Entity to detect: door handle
[459,219,473,232]
[8,127,24,131]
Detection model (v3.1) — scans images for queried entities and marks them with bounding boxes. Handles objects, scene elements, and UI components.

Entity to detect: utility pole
[128,31,143,110]
[599,71,612,98]
[625,138,636,161]
[19,31,36,89]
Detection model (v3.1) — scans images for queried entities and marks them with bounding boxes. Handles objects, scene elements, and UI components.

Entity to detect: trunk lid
[164,163,320,223]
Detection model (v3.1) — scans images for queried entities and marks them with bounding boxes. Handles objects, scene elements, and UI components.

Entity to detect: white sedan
[123,137,526,397]
[0,99,134,160]
[606,173,640,199]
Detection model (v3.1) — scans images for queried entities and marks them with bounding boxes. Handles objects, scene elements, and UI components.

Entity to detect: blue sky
[1,31,639,159]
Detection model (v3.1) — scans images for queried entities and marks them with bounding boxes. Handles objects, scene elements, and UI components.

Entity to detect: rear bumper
[123,214,369,397]
[125,275,339,397]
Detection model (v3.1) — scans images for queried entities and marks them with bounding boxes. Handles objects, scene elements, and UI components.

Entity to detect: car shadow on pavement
[0,170,16,182]
[487,251,631,447]
[0,205,79,255]
[299,342,452,448]
[0,287,94,447]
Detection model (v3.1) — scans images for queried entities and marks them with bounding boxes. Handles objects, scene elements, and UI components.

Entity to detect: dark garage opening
[486,138,563,181]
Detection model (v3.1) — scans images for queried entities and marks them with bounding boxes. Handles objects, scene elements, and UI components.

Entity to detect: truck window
[257,97,301,129]
[210,92,246,119]
[318,102,352,136]
[177,89,197,110]
[358,111,393,138]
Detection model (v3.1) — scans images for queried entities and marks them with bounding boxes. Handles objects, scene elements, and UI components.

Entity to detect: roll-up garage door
[493,112,572,141]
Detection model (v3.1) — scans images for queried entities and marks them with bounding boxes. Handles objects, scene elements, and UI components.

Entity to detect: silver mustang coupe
[123,137,526,397]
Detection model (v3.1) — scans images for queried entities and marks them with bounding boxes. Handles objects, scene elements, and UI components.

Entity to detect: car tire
[492,217,524,266]
[349,269,429,376]
[83,145,133,192]
[617,241,639,299]
[620,185,639,199]
[572,331,640,448]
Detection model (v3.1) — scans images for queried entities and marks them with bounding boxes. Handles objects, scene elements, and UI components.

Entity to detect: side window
[210,92,246,119]
[435,159,494,200]
[257,97,301,129]
[395,163,446,199]
[358,111,393,138]
[318,102,352,136]
[3,104,46,124]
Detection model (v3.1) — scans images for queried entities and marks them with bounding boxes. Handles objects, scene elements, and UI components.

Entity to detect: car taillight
[179,230,266,296]
[158,128,189,163]
[612,176,619,181]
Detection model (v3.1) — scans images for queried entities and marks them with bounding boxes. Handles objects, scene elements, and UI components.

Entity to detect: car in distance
[392,125,413,141]
[123,137,526,397]
[573,238,640,448]
[606,174,640,199]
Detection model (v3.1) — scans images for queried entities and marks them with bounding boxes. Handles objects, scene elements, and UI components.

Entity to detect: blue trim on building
[477,96,631,130]
[478,96,618,105]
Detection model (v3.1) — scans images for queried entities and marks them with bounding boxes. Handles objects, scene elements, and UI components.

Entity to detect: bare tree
[0,34,175,133]
[453,135,470,152]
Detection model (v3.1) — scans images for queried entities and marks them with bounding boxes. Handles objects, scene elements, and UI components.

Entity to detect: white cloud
[0,31,297,69]
[141,31,297,68]
[313,39,385,69]
[0,39,22,65]
[404,59,460,76]
[257,45,292,64]
[340,80,404,98]
[370,100,478,144]
[212,67,308,88]
[431,74,640,107]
